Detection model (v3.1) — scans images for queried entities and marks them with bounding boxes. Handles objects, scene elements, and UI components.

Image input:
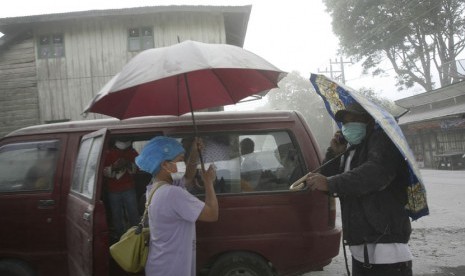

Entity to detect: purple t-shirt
[145,180,205,276]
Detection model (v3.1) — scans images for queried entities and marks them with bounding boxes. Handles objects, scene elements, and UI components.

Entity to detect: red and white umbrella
[83,40,286,168]
[83,40,286,120]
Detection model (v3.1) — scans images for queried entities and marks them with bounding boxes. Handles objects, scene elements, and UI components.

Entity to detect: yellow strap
[140,181,166,225]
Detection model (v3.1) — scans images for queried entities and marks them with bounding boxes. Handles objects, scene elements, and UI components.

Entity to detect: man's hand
[330,131,347,155]
[306,173,329,192]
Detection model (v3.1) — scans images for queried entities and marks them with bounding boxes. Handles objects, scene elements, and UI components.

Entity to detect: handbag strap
[140,181,166,226]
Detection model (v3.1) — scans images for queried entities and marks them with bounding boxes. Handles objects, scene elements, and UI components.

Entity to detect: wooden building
[0,5,251,137]
[395,81,465,169]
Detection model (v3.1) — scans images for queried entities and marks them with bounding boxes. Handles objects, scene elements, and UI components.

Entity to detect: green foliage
[324,0,465,91]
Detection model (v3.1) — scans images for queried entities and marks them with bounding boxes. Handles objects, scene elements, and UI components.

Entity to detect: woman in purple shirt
[135,136,218,276]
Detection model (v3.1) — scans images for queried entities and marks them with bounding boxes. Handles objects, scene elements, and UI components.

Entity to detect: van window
[0,140,60,192]
[176,131,305,194]
[71,136,103,198]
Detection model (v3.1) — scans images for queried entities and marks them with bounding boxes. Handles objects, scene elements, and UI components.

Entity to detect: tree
[324,0,465,91]
[262,72,406,152]
[356,87,406,117]
[262,71,334,153]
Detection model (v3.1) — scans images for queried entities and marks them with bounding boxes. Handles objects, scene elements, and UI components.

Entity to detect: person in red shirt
[103,139,139,240]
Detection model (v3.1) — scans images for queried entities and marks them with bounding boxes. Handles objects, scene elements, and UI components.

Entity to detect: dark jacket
[322,128,411,245]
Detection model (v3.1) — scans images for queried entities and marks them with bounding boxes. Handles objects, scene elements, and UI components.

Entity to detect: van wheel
[207,252,274,276]
[0,259,36,276]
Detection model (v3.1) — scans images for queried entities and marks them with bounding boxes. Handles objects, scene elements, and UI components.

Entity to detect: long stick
[183,73,206,171]
[290,145,354,190]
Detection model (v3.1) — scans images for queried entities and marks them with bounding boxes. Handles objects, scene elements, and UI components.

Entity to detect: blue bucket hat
[135,136,185,175]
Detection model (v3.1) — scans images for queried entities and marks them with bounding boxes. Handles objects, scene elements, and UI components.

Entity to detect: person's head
[135,136,186,180]
[37,148,57,174]
[275,143,297,168]
[114,137,132,150]
[240,138,255,155]
[210,135,229,145]
[334,102,374,145]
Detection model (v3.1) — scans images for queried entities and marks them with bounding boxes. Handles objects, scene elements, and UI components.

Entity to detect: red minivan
[0,110,341,276]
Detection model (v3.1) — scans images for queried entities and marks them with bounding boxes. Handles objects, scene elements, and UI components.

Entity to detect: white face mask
[170,162,186,181]
[115,140,131,150]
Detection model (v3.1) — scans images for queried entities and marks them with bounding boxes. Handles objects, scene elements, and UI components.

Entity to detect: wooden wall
[0,35,40,137]
[34,11,226,123]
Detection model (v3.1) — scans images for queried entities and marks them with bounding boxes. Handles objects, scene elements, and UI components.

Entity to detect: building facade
[0,5,251,137]
[395,81,465,169]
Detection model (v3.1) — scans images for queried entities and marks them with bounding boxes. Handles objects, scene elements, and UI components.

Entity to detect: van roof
[6,110,301,137]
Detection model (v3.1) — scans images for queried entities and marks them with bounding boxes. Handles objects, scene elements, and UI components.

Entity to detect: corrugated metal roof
[0,5,252,47]
[395,80,465,108]
[0,5,250,26]
[398,102,465,125]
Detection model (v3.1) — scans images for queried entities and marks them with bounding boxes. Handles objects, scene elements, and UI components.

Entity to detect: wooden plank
[0,56,35,65]
[0,70,36,80]
[0,62,36,71]
[65,20,81,121]
[37,80,52,122]
[1,100,39,111]
[0,79,37,89]
[0,90,38,101]
[0,86,38,95]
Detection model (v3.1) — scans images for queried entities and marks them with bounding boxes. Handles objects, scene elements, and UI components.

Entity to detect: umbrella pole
[183,73,206,171]
[289,145,355,190]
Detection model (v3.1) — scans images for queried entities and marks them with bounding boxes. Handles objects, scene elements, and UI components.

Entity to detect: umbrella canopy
[83,40,286,119]
[310,73,429,221]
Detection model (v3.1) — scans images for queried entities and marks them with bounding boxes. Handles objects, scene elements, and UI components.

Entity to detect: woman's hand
[201,164,216,186]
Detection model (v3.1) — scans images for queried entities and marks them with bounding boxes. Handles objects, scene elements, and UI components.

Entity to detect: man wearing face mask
[103,138,140,241]
[306,103,413,276]
[135,136,218,276]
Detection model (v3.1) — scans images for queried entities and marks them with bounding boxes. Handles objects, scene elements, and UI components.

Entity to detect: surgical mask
[115,140,131,150]
[341,122,367,145]
[169,162,186,181]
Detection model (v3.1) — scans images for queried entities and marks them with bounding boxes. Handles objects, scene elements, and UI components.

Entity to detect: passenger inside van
[202,135,231,163]
[240,138,262,190]
[255,143,303,191]
[102,138,139,241]
[180,134,246,194]
[200,135,237,193]
[274,143,303,185]
[24,148,58,190]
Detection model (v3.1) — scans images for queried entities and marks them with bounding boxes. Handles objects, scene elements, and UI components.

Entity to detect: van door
[0,136,68,274]
[66,129,109,276]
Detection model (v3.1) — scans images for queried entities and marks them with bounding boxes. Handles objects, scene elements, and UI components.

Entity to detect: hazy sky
[0,0,435,104]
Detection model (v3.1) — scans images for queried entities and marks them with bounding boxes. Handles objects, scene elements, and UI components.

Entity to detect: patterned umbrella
[310,73,429,220]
